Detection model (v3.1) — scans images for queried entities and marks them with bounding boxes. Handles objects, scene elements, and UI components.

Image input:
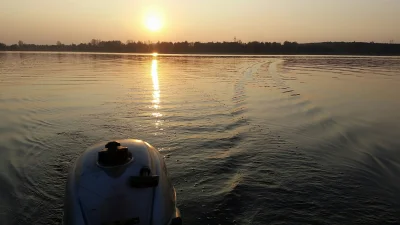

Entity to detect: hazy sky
[1,0,399,44]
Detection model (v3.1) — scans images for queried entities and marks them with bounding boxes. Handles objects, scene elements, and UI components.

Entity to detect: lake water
[1,52,400,225]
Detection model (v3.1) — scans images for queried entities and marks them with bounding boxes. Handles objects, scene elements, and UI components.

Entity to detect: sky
[0,0,399,45]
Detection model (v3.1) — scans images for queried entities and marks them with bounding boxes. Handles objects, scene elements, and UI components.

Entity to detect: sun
[145,15,162,32]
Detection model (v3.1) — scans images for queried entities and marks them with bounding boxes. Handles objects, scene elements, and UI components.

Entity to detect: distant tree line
[0,39,399,55]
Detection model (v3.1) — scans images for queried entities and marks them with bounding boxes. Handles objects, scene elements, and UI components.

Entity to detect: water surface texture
[1,52,400,224]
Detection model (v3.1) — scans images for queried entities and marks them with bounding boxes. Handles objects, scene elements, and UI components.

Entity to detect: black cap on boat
[98,141,132,167]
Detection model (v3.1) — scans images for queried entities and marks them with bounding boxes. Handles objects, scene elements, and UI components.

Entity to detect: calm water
[1,52,400,225]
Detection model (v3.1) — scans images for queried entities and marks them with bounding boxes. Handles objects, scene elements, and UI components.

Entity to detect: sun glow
[145,15,162,32]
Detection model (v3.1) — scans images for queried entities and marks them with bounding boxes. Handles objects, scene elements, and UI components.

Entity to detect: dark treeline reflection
[1,40,399,55]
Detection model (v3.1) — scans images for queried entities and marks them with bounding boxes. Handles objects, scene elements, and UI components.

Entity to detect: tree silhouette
[0,39,399,55]
[90,39,100,46]
[0,42,6,50]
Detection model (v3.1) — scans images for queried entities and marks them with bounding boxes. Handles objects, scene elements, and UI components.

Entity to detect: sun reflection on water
[151,59,162,125]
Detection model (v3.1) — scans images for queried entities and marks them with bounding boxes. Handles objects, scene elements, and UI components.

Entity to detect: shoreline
[1,50,400,57]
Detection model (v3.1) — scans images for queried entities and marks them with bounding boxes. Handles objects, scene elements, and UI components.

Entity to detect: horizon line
[1,39,398,45]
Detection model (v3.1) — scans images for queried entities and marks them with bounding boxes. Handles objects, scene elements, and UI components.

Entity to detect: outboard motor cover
[63,139,181,225]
